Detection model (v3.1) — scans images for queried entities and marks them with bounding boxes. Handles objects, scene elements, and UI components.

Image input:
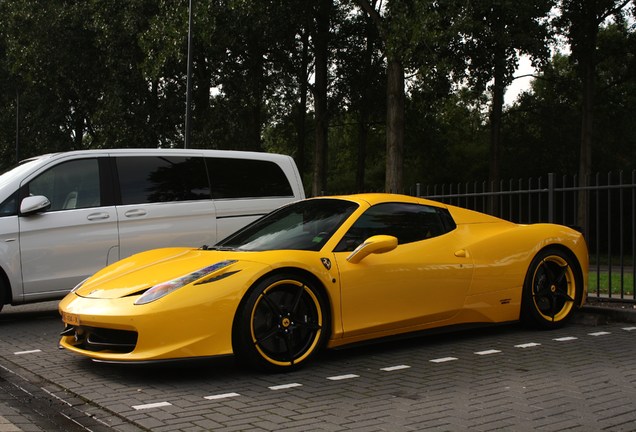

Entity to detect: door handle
[454,249,469,258]
[124,209,147,218]
[87,212,110,221]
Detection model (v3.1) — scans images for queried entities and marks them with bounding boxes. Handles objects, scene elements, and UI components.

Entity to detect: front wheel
[521,248,583,329]
[233,274,329,372]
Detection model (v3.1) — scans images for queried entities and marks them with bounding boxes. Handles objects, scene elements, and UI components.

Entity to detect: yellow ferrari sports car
[59,193,588,371]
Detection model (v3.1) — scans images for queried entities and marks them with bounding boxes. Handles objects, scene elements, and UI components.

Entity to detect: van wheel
[233,274,329,372]
[521,248,582,329]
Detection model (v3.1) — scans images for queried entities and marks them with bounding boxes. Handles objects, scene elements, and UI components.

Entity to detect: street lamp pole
[15,88,20,163]
[185,0,193,149]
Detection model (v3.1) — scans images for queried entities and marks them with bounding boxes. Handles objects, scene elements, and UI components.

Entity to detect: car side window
[26,159,101,211]
[116,156,210,205]
[207,157,293,199]
[335,202,455,252]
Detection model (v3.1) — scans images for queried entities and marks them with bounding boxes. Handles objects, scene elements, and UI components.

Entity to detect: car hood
[73,247,271,300]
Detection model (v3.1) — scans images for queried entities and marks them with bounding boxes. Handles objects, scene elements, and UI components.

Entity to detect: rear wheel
[521,248,583,329]
[233,274,329,371]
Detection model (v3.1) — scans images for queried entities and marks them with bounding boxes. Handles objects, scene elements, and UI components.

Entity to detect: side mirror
[20,195,51,216]
[346,235,398,264]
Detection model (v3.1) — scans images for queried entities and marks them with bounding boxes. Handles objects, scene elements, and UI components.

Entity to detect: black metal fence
[412,171,636,303]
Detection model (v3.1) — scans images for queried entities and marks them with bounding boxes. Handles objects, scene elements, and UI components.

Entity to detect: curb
[579,303,636,324]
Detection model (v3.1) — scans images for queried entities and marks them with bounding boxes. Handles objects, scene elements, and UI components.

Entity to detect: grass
[588,271,635,296]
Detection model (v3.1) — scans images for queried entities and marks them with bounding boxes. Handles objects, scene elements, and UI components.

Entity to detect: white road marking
[327,374,359,381]
[429,357,458,363]
[132,401,172,410]
[204,392,241,400]
[269,383,302,390]
[588,331,611,336]
[622,327,636,331]
[554,336,578,341]
[514,343,541,348]
[381,365,411,372]
[474,349,501,355]
[14,349,42,355]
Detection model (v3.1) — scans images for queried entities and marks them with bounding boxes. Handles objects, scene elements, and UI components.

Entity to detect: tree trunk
[296,29,310,178]
[385,55,404,194]
[489,45,505,214]
[312,0,330,196]
[577,54,595,234]
[356,23,374,192]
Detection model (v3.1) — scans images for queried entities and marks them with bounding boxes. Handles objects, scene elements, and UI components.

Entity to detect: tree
[451,0,555,192]
[312,0,332,196]
[352,0,408,193]
[557,0,634,231]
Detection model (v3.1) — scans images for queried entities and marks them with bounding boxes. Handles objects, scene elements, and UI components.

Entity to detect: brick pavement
[0,303,635,431]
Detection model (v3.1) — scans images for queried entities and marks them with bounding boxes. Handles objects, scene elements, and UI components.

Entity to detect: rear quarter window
[207,158,293,199]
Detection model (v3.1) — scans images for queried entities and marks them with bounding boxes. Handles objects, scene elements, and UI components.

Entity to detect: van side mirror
[20,195,51,216]
[346,235,398,264]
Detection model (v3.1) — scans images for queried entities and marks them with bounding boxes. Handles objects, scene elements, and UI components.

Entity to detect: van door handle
[87,212,110,221]
[124,209,147,218]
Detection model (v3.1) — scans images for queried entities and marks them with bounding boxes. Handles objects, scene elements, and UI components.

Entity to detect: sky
[504,55,535,106]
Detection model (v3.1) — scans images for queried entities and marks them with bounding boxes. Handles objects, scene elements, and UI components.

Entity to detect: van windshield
[215,199,359,252]
[0,157,47,189]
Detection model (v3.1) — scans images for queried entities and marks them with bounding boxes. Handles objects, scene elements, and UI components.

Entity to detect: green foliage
[0,0,634,188]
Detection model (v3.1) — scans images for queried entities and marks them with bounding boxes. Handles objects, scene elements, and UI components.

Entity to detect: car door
[114,154,217,258]
[18,157,119,299]
[332,202,474,338]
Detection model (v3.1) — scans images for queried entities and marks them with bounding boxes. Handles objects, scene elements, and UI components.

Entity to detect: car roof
[316,193,445,208]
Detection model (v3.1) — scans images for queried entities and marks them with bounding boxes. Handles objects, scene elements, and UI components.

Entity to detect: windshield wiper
[200,245,236,251]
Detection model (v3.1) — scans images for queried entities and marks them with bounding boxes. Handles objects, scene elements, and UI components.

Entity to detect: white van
[0,149,304,309]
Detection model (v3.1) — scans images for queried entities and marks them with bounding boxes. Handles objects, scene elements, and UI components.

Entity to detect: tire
[520,248,583,329]
[0,276,6,313]
[233,273,329,372]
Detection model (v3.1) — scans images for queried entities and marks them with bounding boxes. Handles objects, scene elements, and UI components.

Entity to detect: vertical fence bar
[619,171,624,298]
[562,174,567,226]
[518,179,523,224]
[608,172,613,299]
[508,179,513,221]
[595,173,601,295]
[538,176,543,222]
[632,170,635,299]
[548,173,554,223]
[527,178,532,224]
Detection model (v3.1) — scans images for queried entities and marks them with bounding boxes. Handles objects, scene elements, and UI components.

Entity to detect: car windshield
[215,198,359,251]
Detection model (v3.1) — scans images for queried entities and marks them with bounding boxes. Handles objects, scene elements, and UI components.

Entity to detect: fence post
[548,173,554,223]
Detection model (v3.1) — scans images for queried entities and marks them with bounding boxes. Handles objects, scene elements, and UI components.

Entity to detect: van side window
[334,202,455,252]
[207,158,293,199]
[27,159,101,211]
[116,156,210,205]
[0,192,17,217]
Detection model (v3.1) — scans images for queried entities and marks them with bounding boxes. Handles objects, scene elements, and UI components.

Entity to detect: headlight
[134,260,237,305]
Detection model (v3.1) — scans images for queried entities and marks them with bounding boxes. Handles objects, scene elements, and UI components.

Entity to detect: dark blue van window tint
[207,158,292,199]
[27,159,100,211]
[116,156,210,204]
[0,192,17,217]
